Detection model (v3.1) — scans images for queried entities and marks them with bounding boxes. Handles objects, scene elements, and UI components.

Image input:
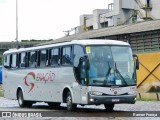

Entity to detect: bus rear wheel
[66,91,77,111]
[17,90,32,107]
[104,104,114,111]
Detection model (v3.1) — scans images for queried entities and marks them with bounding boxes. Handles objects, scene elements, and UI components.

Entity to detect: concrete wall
[135,0,160,20]
[119,9,135,25]
[122,0,135,9]
[150,0,160,19]
[92,9,109,29]
[86,18,93,27]
[80,14,93,26]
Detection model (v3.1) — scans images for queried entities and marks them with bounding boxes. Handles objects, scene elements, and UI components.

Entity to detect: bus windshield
[86,45,136,86]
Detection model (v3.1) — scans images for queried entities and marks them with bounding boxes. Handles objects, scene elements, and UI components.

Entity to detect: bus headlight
[128,91,136,95]
[89,91,103,96]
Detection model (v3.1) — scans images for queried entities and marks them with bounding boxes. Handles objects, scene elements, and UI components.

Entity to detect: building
[78,0,160,33]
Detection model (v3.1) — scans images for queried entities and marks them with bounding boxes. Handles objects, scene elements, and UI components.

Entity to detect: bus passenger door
[79,57,89,104]
[73,45,88,104]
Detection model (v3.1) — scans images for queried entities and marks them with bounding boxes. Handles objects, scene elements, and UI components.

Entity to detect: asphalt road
[0,97,160,119]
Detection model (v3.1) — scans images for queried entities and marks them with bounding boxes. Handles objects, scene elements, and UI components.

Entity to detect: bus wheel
[66,91,77,111]
[17,90,27,107]
[104,104,114,111]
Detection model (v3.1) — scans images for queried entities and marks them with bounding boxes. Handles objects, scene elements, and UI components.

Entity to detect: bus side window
[62,46,72,65]
[51,48,60,66]
[25,52,29,68]
[18,53,21,68]
[48,49,52,66]
[3,55,10,69]
[73,45,85,83]
[40,50,47,67]
[16,53,19,68]
[35,51,37,66]
[11,54,17,69]
[27,52,30,67]
[9,54,12,68]
[46,49,49,66]
[37,51,40,67]
[20,52,26,68]
[29,51,37,68]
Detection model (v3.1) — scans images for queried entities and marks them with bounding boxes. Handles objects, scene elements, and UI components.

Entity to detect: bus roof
[3,39,130,55]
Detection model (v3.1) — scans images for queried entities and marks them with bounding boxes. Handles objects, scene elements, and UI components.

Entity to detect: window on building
[100,21,108,28]
[147,0,150,7]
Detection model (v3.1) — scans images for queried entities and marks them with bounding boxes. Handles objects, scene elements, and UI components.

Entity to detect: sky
[0,0,113,42]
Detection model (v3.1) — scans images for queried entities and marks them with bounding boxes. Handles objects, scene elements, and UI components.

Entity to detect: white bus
[2,39,139,111]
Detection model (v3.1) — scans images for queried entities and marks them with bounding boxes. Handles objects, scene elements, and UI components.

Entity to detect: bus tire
[17,90,32,107]
[104,104,114,111]
[66,91,77,111]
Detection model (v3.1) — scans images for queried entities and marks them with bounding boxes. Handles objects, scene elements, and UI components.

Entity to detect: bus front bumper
[88,94,136,105]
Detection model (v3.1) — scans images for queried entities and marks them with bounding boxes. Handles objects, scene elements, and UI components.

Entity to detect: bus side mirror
[133,54,139,70]
[79,55,89,85]
[80,56,89,70]
[85,58,89,70]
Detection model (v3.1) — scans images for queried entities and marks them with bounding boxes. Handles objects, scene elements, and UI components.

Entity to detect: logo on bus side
[24,72,35,93]
[36,72,55,83]
[24,72,55,93]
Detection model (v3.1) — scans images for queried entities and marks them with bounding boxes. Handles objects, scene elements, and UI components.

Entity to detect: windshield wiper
[104,62,112,85]
[106,62,111,79]
[114,62,128,85]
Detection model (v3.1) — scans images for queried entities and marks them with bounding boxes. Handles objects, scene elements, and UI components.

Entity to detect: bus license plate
[112,98,119,102]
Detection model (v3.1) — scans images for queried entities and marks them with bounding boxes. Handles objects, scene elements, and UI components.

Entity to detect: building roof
[45,19,160,45]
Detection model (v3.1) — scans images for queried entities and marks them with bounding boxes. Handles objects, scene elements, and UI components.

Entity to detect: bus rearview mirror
[133,54,139,70]
[80,56,89,70]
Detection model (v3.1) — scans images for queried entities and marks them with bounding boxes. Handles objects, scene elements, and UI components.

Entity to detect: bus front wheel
[17,90,32,107]
[104,104,114,111]
[66,91,77,111]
